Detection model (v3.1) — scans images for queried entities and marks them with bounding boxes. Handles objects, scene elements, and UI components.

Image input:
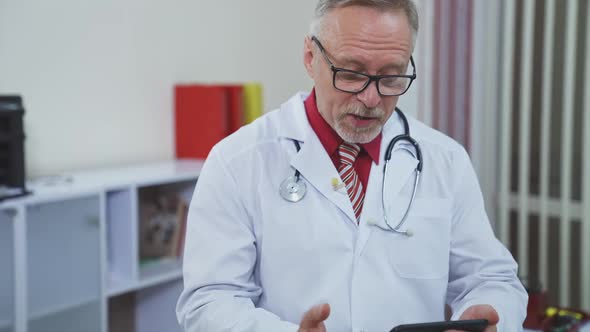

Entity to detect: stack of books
[174,83,263,159]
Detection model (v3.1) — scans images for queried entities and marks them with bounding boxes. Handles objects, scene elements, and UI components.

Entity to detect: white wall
[0,0,427,178]
[0,0,317,177]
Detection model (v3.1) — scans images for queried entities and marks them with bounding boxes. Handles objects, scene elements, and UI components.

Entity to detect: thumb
[459,304,499,325]
[445,305,499,332]
[299,303,331,330]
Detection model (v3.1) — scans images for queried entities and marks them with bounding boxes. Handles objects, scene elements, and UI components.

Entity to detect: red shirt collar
[304,88,381,165]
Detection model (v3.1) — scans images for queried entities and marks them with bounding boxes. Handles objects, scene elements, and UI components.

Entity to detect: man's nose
[355,81,381,109]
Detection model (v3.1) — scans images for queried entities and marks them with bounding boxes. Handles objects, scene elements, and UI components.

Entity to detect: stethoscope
[279,108,423,236]
[279,140,307,202]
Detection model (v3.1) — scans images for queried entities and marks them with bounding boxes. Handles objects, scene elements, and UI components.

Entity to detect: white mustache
[343,104,385,118]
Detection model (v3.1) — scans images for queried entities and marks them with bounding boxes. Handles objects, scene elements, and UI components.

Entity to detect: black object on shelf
[0,95,30,201]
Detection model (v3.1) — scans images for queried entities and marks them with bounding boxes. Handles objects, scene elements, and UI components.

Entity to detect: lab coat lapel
[279,93,359,226]
[290,132,359,226]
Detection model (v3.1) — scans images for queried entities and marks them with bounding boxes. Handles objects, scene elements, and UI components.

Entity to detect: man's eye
[337,72,366,81]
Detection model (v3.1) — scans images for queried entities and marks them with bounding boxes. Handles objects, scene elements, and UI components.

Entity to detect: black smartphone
[389,319,488,332]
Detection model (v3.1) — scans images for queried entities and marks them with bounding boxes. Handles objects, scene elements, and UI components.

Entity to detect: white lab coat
[177,92,528,332]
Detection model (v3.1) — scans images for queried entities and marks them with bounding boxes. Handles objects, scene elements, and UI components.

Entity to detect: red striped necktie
[338,142,364,221]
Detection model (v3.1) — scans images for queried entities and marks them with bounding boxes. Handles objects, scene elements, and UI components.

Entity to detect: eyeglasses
[311,36,416,97]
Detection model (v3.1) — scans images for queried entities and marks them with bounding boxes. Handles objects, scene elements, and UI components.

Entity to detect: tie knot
[338,142,361,166]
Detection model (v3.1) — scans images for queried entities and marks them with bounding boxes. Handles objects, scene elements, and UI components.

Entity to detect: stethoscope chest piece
[279,175,306,202]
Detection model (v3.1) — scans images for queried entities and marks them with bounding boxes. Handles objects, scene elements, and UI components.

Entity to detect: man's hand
[447,304,499,332]
[298,303,331,332]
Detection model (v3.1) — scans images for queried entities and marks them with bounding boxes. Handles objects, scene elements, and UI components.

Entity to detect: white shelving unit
[0,159,203,332]
[0,209,16,332]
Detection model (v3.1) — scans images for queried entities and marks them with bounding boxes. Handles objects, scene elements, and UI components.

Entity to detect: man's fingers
[445,305,499,332]
[459,304,499,325]
[299,303,331,329]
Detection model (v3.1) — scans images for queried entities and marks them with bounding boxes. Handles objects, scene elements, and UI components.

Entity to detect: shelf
[0,318,13,331]
[27,299,101,332]
[139,257,183,286]
[107,257,183,297]
[28,296,99,322]
[0,210,14,332]
[2,160,202,332]
[26,196,101,319]
[107,273,137,297]
[21,159,203,206]
[135,279,184,332]
[139,265,183,290]
[109,279,184,332]
[106,188,135,297]
[108,292,136,332]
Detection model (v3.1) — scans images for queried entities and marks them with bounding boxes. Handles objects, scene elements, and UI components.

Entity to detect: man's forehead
[322,5,412,33]
[320,6,413,49]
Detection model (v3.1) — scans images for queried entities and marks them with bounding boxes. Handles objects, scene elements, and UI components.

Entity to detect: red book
[175,85,229,159]
[224,85,244,134]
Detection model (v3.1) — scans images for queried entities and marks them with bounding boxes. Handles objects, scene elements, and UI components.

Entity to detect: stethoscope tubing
[281,108,423,236]
[293,140,302,181]
[381,108,423,236]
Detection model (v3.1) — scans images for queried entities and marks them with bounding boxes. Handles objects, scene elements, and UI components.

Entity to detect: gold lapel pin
[331,177,345,191]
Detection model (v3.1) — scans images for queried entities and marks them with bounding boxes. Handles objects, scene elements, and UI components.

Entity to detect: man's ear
[303,36,315,79]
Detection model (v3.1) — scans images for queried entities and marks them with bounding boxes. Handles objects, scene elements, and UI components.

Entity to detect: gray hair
[310,0,419,49]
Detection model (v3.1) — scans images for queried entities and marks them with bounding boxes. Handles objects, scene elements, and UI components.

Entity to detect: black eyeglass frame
[311,36,417,97]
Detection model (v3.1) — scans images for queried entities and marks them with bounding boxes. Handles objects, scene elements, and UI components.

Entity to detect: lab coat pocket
[386,197,452,279]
